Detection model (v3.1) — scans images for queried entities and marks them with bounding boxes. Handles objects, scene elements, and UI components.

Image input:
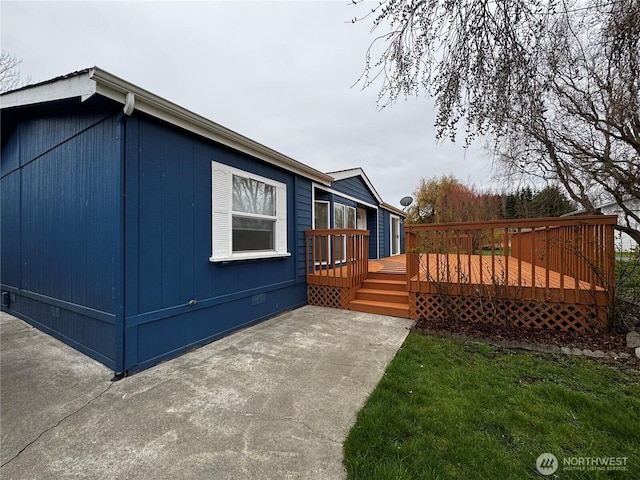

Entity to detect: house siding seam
[1,107,121,369]
[122,113,309,372]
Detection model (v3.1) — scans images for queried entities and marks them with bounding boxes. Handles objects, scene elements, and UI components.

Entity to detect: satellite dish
[400,196,413,208]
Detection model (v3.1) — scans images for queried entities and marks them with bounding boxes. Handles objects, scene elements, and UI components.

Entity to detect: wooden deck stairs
[349,272,410,318]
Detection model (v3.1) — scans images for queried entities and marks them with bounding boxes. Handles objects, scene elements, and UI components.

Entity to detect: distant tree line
[405,175,575,224]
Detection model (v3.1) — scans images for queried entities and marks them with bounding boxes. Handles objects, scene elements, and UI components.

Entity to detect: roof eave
[90,68,333,185]
[327,167,384,204]
[381,202,407,218]
[1,67,333,186]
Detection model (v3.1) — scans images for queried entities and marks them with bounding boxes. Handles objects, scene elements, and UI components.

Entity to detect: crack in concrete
[0,382,114,468]
[222,407,343,445]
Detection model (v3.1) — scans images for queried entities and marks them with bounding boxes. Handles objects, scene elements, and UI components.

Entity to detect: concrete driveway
[1,306,412,479]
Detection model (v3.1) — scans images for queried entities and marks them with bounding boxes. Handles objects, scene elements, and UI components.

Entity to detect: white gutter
[1,67,334,186]
[88,68,333,185]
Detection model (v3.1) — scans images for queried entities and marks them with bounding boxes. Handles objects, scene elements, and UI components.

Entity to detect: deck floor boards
[310,253,603,291]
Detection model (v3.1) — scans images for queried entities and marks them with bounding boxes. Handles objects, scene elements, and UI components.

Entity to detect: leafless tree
[0,51,24,93]
[354,0,640,243]
[496,1,640,243]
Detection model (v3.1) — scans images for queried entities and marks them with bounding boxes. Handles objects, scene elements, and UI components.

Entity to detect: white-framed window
[314,201,330,230]
[334,203,356,229]
[333,203,356,263]
[210,162,289,262]
[314,201,331,265]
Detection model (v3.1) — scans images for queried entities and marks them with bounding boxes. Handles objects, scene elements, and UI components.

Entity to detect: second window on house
[211,162,288,262]
[232,175,276,251]
[334,203,356,229]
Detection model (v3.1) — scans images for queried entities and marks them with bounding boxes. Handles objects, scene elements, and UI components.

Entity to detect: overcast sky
[1,0,496,207]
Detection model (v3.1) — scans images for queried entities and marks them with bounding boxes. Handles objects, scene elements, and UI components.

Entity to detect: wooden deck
[310,253,602,291]
[306,217,616,331]
[415,253,603,291]
[368,255,408,275]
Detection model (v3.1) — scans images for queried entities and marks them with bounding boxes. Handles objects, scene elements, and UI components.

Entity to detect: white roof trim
[327,167,406,216]
[1,67,333,186]
[313,183,379,210]
[381,202,407,218]
[0,73,97,108]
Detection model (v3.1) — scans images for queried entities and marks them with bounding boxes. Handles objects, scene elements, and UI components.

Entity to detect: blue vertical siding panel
[1,122,20,176]
[124,117,140,317]
[379,209,388,257]
[19,111,113,167]
[1,108,120,368]
[192,138,215,301]
[137,119,164,312]
[368,209,378,259]
[19,115,118,312]
[1,171,21,285]
[295,177,312,281]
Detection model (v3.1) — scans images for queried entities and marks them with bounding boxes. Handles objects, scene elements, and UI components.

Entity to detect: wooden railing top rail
[404,215,618,232]
[305,228,370,236]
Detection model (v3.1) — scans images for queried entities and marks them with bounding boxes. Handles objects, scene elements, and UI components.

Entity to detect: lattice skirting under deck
[308,285,351,310]
[410,292,607,332]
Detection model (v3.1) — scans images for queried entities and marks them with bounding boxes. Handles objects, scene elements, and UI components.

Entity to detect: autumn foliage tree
[406,175,501,224]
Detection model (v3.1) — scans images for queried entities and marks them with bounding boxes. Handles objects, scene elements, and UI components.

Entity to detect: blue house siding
[1,69,404,375]
[295,177,312,281]
[0,107,121,369]
[379,209,388,257]
[368,209,379,259]
[122,114,309,372]
[331,177,377,206]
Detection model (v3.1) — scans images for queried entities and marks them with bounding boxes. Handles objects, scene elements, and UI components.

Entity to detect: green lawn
[344,334,640,479]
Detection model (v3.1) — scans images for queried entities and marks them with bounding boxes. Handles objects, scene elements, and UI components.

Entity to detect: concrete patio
[1,306,412,479]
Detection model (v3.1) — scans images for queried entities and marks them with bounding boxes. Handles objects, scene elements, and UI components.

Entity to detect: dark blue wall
[122,114,310,372]
[1,104,314,374]
[1,105,122,369]
[331,176,377,206]
[1,100,401,375]
[379,209,388,257]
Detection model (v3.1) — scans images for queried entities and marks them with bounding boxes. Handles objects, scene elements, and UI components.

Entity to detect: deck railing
[405,215,617,303]
[305,229,370,288]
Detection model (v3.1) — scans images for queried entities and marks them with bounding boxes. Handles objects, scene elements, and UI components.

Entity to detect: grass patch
[344,334,640,479]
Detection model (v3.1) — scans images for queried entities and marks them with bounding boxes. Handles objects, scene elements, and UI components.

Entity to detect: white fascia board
[1,67,332,186]
[381,202,407,218]
[313,183,378,210]
[327,167,384,204]
[0,73,96,109]
[88,68,333,186]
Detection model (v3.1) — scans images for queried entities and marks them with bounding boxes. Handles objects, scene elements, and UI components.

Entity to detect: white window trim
[210,161,290,262]
[390,214,401,256]
[313,200,330,230]
[334,203,357,263]
[312,184,380,259]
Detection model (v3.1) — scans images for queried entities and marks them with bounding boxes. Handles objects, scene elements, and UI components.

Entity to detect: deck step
[368,271,406,280]
[354,288,409,304]
[350,272,410,318]
[361,278,407,292]
[349,299,410,318]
